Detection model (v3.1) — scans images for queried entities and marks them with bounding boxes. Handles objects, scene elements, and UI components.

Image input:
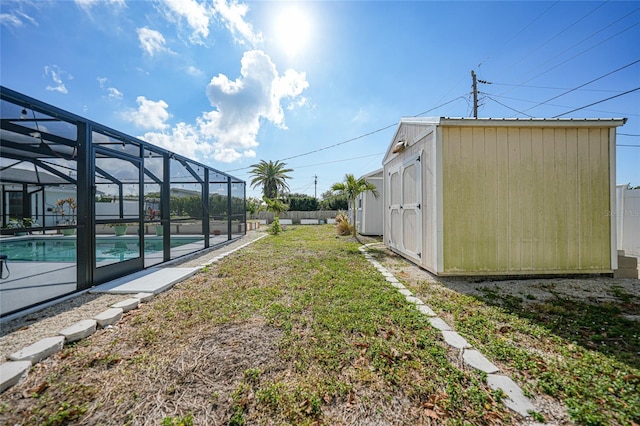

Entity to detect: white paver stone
[463,350,499,373]
[442,331,471,349]
[111,298,140,312]
[8,336,65,364]
[406,296,424,304]
[428,317,452,331]
[385,276,400,283]
[398,288,413,296]
[134,292,154,303]
[60,319,97,343]
[381,271,394,277]
[94,308,124,327]
[390,282,406,289]
[1,361,32,393]
[487,374,536,417]
[416,304,437,316]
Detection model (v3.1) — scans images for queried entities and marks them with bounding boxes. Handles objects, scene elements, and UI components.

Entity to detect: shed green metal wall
[441,126,612,274]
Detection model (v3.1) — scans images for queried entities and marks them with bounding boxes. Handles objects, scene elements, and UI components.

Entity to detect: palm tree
[249,160,293,199]
[330,173,378,238]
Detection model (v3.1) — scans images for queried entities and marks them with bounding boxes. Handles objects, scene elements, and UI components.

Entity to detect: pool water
[0,236,203,262]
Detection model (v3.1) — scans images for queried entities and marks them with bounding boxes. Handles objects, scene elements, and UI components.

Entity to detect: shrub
[335,216,352,236]
[268,217,283,235]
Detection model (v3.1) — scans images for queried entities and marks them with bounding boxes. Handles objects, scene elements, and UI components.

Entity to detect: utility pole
[314,175,318,199]
[471,70,478,118]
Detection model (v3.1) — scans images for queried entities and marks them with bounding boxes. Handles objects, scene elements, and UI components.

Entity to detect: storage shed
[382,117,626,276]
[355,169,383,236]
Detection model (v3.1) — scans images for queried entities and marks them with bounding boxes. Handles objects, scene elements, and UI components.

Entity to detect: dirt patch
[369,243,640,311]
[122,318,285,425]
[1,318,284,425]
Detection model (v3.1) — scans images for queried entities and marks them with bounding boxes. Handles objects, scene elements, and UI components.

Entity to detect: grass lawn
[1,225,638,425]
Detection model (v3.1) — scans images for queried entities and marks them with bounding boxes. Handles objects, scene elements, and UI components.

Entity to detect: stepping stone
[94,308,124,327]
[416,304,437,316]
[8,336,65,364]
[398,288,413,296]
[385,276,400,283]
[463,350,499,373]
[59,319,97,343]
[406,296,424,304]
[0,361,32,393]
[111,298,140,312]
[381,271,394,278]
[134,292,154,303]
[428,317,452,331]
[442,331,471,349]
[487,374,536,416]
[390,282,406,289]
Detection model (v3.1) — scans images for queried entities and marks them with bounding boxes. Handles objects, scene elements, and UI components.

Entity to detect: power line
[619,133,640,136]
[553,86,640,117]
[480,92,640,117]
[483,96,535,117]
[503,1,608,74]
[223,96,466,173]
[519,20,640,89]
[497,7,640,96]
[489,82,628,93]
[522,59,640,113]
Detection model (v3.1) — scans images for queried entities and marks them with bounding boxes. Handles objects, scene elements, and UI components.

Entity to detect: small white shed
[616,185,640,257]
[383,117,627,276]
[355,169,383,236]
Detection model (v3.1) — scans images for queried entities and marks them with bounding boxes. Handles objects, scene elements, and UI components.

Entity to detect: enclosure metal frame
[0,86,246,302]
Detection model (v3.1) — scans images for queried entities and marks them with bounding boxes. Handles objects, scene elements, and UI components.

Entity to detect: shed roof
[399,116,627,127]
[384,116,628,162]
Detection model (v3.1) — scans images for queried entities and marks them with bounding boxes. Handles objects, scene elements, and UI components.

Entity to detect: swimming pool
[0,236,203,263]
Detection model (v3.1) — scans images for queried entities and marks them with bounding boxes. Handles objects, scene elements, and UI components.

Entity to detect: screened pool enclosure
[0,86,246,317]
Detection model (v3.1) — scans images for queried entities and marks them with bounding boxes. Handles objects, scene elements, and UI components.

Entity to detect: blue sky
[1,0,639,198]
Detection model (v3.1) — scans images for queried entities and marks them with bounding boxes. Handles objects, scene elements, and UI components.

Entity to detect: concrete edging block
[59,319,97,343]
[94,308,124,327]
[8,336,65,364]
[0,361,32,393]
[428,317,452,331]
[463,349,499,374]
[111,298,140,312]
[416,304,437,316]
[487,374,536,416]
[442,331,471,349]
[406,296,424,304]
[134,292,154,303]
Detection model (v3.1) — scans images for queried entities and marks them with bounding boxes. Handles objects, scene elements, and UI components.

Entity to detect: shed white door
[388,153,422,262]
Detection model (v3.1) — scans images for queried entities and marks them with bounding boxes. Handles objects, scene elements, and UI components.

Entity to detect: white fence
[616,186,640,257]
[250,210,340,224]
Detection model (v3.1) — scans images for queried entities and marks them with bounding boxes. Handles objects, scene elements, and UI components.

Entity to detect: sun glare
[275,7,311,58]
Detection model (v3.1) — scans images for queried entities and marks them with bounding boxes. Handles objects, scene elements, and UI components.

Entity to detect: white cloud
[97,77,123,100]
[137,27,173,56]
[75,0,125,12]
[161,0,211,45]
[212,0,262,46]
[125,96,170,130]
[0,13,22,27]
[107,87,123,100]
[0,10,37,28]
[186,65,204,76]
[199,49,308,162]
[139,50,308,164]
[44,65,72,94]
[352,107,371,124]
[139,122,214,161]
